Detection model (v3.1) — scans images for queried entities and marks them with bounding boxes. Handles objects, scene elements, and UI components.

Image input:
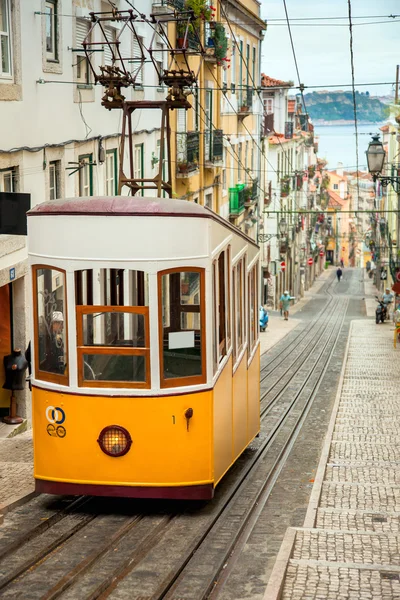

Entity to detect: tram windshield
[75,269,150,388]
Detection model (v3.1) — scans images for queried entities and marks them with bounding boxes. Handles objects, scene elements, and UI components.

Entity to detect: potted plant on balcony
[214,22,228,62]
[177,161,189,174]
[280,176,290,198]
[177,0,213,49]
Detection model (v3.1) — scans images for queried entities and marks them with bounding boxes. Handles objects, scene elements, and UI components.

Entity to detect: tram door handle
[185,408,193,431]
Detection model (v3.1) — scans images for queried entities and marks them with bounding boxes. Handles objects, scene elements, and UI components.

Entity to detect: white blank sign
[168,331,195,350]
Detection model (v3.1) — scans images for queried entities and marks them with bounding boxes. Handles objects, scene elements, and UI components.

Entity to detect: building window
[205,193,213,209]
[264,97,273,114]
[0,0,12,77]
[49,160,61,200]
[0,167,16,192]
[238,143,242,180]
[106,149,117,195]
[158,268,206,388]
[231,42,236,91]
[132,35,144,87]
[45,1,58,61]
[333,183,338,190]
[76,19,91,86]
[134,143,144,196]
[78,154,93,196]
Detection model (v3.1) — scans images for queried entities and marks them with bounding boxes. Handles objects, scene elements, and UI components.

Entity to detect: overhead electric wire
[347,0,361,213]
[266,14,400,21]
[217,0,306,215]
[266,19,400,27]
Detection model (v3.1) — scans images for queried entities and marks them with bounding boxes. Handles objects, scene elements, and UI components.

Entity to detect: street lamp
[366,135,400,192]
[279,217,288,236]
[257,217,288,244]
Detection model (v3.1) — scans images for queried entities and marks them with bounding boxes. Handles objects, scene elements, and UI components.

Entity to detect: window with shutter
[103,26,116,66]
[132,35,144,86]
[176,109,187,164]
[76,19,91,85]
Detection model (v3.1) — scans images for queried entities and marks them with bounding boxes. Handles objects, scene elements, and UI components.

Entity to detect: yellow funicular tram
[29,196,260,499]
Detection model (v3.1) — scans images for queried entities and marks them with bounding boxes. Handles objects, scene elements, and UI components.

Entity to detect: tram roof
[28,196,259,248]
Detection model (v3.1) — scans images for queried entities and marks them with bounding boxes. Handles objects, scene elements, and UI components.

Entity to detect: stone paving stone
[315,510,400,533]
[325,465,400,485]
[292,530,400,565]
[0,431,34,509]
[319,482,400,512]
[329,442,400,463]
[282,563,400,600]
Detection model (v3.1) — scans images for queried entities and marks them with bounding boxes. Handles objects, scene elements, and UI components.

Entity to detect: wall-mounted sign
[9,268,15,281]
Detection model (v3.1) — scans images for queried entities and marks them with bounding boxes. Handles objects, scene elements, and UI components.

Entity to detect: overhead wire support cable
[347,0,361,218]
[217,0,305,214]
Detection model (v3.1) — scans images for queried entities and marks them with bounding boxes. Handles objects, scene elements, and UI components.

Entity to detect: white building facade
[0,0,166,421]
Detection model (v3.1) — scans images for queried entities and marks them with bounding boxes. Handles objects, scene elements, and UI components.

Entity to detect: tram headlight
[97,425,132,457]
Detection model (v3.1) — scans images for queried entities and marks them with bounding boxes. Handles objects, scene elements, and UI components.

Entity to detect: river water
[313,122,384,172]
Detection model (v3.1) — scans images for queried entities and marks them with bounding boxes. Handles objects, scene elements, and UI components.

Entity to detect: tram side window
[159,269,205,387]
[248,262,259,353]
[212,247,231,375]
[34,267,68,384]
[75,269,150,388]
[232,255,246,364]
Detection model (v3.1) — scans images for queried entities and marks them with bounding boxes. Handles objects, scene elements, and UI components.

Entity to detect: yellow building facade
[168,0,266,238]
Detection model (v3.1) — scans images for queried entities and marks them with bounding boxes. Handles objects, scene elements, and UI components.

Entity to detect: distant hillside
[304,91,386,123]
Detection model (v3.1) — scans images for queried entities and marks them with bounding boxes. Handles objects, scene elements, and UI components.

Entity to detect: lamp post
[366,135,400,261]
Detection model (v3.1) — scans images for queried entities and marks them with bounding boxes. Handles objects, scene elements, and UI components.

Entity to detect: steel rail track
[157,300,349,599]
[259,276,337,389]
[0,272,350,600]
[259,275,336,378]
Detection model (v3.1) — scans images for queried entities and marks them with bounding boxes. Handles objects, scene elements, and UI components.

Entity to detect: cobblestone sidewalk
[0,428,34,517]
[265,319,400,599]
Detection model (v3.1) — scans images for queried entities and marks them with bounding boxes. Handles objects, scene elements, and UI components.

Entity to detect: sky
[260,0,400,97]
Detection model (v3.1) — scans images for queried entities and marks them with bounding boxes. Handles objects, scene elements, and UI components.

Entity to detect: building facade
[0,0,165,421]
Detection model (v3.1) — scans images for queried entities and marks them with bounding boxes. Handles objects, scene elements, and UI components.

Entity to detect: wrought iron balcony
[244,179,259,207]
[176,131,200,176]
[238,86,253,119]
[204,129,223,166]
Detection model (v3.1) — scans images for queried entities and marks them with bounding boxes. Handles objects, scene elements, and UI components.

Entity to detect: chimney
[337,162,344,177]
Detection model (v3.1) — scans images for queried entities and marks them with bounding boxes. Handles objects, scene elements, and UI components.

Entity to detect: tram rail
[0,273,350,600]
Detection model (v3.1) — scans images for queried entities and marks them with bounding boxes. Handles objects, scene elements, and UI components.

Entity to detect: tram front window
[34,267,68,382]
[159,269,205,387]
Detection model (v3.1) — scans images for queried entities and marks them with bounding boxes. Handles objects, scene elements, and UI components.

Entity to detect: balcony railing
[229,183,246,216]
[244,178,258,206]
[153,0,184,8]
[238,86,253,118]
[176,131,200,176]
[204,128,223,165]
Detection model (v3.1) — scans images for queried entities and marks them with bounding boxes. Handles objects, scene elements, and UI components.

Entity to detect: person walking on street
[280,290,295,321]
[336,267,342,282]
[340,258,344,268]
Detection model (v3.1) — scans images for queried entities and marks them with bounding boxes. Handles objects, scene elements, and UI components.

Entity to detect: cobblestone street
[266,318,400,599]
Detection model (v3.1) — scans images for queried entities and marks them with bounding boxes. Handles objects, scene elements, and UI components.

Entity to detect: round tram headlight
[97,425,132,457]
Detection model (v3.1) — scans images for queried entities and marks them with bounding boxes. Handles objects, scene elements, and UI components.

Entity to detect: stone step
[292,529,400,566]
[282,561,400,600]
[329,441,400,463]
[315,509,400,533]
[319,481,400,512]
[325,464,400,485]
